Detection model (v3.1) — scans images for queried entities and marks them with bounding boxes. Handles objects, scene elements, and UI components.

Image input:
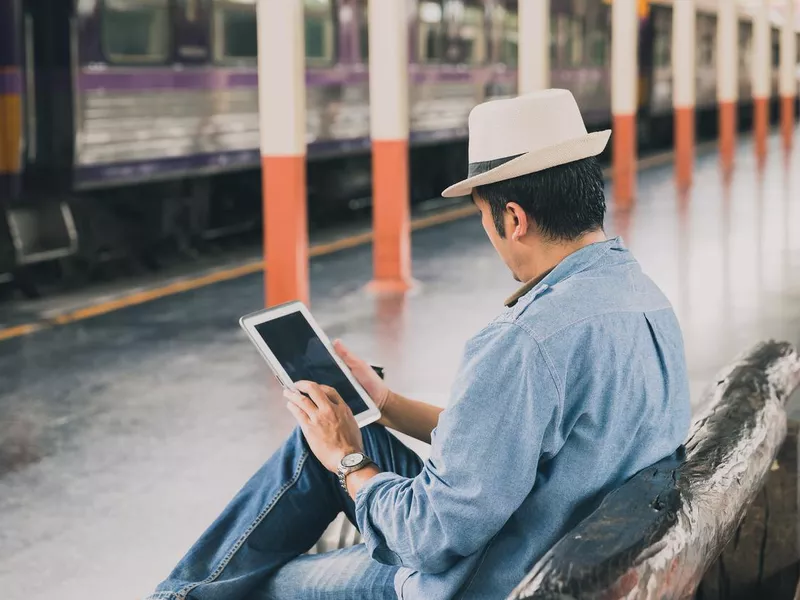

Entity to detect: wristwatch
[337,452,374,491]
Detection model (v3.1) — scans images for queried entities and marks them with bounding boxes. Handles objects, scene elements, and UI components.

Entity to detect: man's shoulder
[499,262,674,343]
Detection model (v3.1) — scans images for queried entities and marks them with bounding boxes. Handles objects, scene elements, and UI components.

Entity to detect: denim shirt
[354,237,692,600]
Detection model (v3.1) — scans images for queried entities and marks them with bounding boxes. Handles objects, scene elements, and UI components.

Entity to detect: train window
[458,4,487,65]
[652,9,670,68]
[568,16,584,67]
[553,13,569,67]
[698,21,714,67]
[771,29,780,68]
[418,1,444,62]
[417,1,487,65]
[211,0,335,65]
[213,0,258,62]
[102,0,170,63]
[739,23,751,72]
[503,10,518,67]
[358,1,369,62]
[587,30,607,67]
[305,0,336,65]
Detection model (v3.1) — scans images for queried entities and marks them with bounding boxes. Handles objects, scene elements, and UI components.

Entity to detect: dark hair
[474,156,606,241]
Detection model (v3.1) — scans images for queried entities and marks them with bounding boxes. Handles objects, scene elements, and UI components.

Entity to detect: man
[147,89,691,600]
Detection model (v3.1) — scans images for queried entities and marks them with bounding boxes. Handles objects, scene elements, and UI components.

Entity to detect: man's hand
[284,381,364,473]
[333,340,391,411]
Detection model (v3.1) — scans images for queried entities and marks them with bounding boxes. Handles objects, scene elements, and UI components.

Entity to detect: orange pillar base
[675,106,695,189]
[754,96,769,162]
[719,101,737,172]
[370,139,412,293]
[612,114,636,210]
[781,95,795,151]
[263,155,309,307]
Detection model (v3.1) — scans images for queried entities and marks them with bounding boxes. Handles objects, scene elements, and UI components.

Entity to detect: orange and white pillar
[518,0,550,94]
[612,0,639,208]
[257,0,309,306]
[780,0,797,151]
[673,0,696,189]
[717,0,738,171]
[753,0,771,162]
[368,0,412,292]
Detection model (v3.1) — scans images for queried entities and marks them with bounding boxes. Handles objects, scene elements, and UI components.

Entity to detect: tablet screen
[255,313,370,415]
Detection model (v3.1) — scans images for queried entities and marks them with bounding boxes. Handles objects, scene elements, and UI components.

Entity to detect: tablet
[239,301,381,427]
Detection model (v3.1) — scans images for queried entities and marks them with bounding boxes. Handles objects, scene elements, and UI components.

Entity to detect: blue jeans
[148,425,424,600]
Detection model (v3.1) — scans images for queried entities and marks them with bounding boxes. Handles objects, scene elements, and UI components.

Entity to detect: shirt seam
[504,321,564,408]
[536,304,674,343]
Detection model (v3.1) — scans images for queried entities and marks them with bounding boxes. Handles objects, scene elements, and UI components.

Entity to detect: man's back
[392,238,691,599]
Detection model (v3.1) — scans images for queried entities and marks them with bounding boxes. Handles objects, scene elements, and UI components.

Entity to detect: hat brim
[441,130,612,198]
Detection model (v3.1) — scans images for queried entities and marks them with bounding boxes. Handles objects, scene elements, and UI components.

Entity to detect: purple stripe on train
[77,66,515,92]
[0,70,22,95]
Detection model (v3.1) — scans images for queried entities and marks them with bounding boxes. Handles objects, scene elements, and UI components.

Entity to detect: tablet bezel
[239,301,381,428]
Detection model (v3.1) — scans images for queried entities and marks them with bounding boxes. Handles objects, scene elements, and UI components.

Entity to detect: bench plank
[510,341,800,600]
[699,421,800,599]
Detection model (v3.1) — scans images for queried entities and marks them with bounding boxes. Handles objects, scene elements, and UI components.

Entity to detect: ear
[505,202,529,242]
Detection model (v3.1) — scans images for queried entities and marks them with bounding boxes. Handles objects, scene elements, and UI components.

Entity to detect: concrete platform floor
[2,132,800,600]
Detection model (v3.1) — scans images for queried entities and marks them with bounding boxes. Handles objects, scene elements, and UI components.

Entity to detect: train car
[644,0,793,140]
[0,0,797,296]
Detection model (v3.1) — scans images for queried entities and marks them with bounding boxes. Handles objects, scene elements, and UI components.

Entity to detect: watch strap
[338,455,373,491]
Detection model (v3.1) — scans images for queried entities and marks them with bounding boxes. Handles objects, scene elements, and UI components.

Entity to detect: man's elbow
[414,551,460,574]
[370,542,460,574]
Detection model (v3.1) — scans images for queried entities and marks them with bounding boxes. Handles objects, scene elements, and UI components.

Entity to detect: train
[0,0,797,296]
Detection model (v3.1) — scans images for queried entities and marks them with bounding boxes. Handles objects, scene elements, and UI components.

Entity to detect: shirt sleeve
[354,321,561,574]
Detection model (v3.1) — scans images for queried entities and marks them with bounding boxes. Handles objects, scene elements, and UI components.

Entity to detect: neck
[518,230,607,283]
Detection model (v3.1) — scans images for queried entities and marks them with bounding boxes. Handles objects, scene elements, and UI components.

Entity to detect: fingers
[294,380,332,411]
[319,384,343,406]
[285,400,311,425]
[284,388,318,417]
[333,340,363,368]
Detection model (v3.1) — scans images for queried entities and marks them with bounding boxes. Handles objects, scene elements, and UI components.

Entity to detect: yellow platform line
[0,207,481,341]
[0,149,709,342]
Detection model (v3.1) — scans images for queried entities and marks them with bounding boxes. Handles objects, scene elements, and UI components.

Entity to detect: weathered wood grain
[698,421,800,600]
[509,341,800,600]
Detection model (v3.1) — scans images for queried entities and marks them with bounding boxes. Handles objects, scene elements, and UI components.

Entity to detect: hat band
[467,153,524,179]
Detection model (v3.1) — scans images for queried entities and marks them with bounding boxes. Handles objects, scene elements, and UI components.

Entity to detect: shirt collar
[504,237,625,308]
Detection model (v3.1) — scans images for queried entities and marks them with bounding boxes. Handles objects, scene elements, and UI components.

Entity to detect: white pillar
[257,0,309,306]
[673,0,696,187]
[368,0,412,291]
[753,0,772,101]
[717,0,739,105]
[780,0,797,98]
[611,0,639,206]
[780,0,797,149]
[752,0,771,160]
[519,0,550,94]
[718,0,738,169]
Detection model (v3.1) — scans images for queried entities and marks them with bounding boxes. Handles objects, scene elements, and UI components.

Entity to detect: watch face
[342,453,364,468]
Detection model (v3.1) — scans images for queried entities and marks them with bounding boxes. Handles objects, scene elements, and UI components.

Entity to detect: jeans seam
[175,450,310,600]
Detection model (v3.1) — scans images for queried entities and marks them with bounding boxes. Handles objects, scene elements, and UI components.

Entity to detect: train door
[21,0,75,190]
[9,0,77,273]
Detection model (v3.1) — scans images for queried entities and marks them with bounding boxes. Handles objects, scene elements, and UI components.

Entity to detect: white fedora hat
[441,89,611,198]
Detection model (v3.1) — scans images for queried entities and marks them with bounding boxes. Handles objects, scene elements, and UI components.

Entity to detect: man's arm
[377,391,442,445]
[334,340,442,444]
[353,323,561,573]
